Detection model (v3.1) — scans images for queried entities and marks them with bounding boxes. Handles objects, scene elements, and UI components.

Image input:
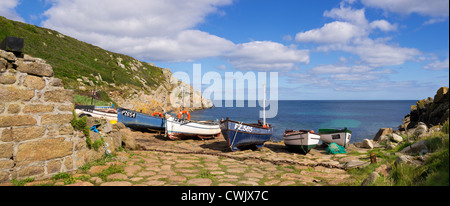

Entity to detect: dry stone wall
[0,49,105,183]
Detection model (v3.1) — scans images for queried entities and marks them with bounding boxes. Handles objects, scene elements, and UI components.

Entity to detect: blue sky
[2,0,449,100]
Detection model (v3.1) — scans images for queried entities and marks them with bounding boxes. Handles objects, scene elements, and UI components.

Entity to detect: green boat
[318,128,352,148]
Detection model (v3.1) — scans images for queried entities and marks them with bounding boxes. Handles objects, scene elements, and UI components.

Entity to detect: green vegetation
[74,94,111,106]
[70,111,104,151]
[11,177,34,186]
[0,16,166,100]
[348,122,449,186]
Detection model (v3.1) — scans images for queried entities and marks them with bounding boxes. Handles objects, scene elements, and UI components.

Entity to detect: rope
[230,122,242,150]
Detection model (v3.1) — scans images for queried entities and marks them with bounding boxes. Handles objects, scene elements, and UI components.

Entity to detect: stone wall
[0,49,106,183]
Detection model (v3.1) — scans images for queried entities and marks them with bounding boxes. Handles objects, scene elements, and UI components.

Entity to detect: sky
[1,0,449,100]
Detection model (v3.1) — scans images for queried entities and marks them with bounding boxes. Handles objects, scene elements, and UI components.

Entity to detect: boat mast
[263,83,266,126]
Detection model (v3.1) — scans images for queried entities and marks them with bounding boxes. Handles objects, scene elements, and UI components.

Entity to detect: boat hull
[117,107,165,131]
[75,109,117,122]
[220,119,273,151]
[283,131,320,154]
[166,116,221,140]
[318,128,352,148]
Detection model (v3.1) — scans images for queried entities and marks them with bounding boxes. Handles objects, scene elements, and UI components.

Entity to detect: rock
[101,120,113,134]
[0,86,35,102]
[44,90,74,103]
[100,181,132,186]
[23,75,45,90]
[0,115,37,127]
[395,155,422,166]
[0,58,7,72]
[0,50,16,61]
[16,59,53,77]
[390,133,403,143]
[87,165,109,175]
[362,139,374,149]
[15,137,73,165]
[375,164,390,177]
[344,160,370,169]
[41,114,73,126]
[386,142,397,150]
[66,182,94,186]
[124,165,141,176]
[361,172,380,186]
[0,73,16,84]
[106,173,128,181]
[1,126,46,142]
[186,178,213,186]
[413,123,428,137]
[434,87,448,103]
[400,140,428,155]
[373,128,393,141]
[120,128,137,150]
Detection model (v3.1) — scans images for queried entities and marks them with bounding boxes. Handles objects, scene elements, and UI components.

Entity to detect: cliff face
[402,87,449,129]
[0,16,213,113]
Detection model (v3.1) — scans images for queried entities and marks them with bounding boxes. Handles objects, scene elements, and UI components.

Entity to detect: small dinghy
[283,130,320,154]
[318,128,352,148]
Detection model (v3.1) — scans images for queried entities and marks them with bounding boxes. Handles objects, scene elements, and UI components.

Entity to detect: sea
[190,100,417,143]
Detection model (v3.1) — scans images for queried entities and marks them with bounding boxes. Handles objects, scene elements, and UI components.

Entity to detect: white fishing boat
[283,130,320,154]
[165,115,221,140]
[75,105,117,122]
[318,128,352,148]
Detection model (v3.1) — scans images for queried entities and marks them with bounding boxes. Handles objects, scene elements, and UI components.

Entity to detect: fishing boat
[220,118,273,151]
[165,112,221,140]
[220,83,273,151]
[318,128,352,148]
[75,105,117,122]
[117,107,165,131]
[283,130,320,154]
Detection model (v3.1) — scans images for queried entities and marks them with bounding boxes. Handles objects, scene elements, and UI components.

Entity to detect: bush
[442,120,449,134]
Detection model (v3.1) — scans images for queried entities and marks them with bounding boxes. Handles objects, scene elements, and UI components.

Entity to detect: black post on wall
[0,36,24,58]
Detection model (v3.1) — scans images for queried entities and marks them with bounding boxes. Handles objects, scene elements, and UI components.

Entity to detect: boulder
[413,123,428,137]
[344,160,370,169]
[361,172,380,186]
[390,133,403,143]
[362,139,374,149]
[434,87,448,103]
[395,155,422,166]
[400,140,428,155]
[373,128,393,141]
[120,128,137,150]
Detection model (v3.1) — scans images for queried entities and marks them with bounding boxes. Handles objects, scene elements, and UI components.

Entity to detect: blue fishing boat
[220,118,273,151]
[117,107,165,131]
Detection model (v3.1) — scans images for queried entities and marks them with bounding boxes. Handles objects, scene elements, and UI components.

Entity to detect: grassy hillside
[0,16,165,99]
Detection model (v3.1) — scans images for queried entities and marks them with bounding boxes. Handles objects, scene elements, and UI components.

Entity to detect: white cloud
[349,38,421,67]
[369,20,398,31]
[224,41,310,71]
[41,0,235,62]
[296,3,419,67]
[323,5,368,26]
[41,0,309,70]
[310,64,374,74]
[0,0,24,22]
[361,0,449,17]
[424,57,450,70]
[295,21,365,44]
